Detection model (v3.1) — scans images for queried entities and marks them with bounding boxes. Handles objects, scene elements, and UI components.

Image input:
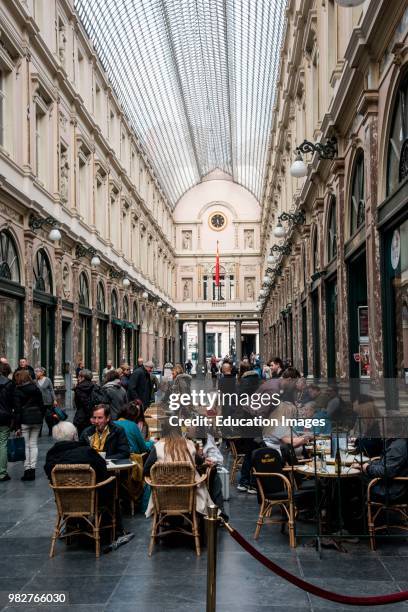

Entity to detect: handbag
[7,434,26,462]
[53,407,68,422]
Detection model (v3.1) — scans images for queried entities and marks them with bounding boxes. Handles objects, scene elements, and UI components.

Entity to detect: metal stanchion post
[206,504,218,612]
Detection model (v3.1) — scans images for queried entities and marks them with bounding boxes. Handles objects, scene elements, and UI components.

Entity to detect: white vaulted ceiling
[75,0,286,206]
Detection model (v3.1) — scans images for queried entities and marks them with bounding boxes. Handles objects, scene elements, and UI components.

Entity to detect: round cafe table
[293,462,361,478]
[106,460,136,498]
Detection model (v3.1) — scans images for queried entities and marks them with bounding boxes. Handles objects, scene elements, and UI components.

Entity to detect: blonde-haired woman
[352,395,383,457]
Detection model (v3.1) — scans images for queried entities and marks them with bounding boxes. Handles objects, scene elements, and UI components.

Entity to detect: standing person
[73,369,98,435]
[14,370,45,481]
[119,364,131,391]
[35,367,57,436]
[0,363,14,482]
[13,358,35,381]
[210,356,218,390]
[270,357,284,378]
[75,360,84,379]
[185,359,193,375]
[102,360,114,383]
[102,369,127,420]
[127,360,154,409]
[218,361,237,419]
[136,357,144,369]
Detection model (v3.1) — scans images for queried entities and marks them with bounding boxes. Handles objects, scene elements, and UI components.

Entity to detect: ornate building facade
[0,0,176,400]
[260,0,408,407]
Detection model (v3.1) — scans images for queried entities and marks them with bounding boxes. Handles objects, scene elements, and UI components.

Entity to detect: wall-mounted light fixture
[75,244,101,267]
[29,214,62,242]
[271,243,292,256]
[290,137,338,178]
[273,209,306,238]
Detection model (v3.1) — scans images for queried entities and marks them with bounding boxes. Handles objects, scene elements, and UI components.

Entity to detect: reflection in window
[350,152,365,235]
[0,230,20,282]
[0,295,20,368]
[327,196,337,262]
[202,273,235,300]
[78,272,90,307]
[111,290,118,316]
[312,230,319,273]
[96,281,105,312]
[387,74,408,195]
[123,296,129,320]
[33,249,53,293]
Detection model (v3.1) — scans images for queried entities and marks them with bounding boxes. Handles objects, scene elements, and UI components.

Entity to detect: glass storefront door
[97,319,107,381]
[347,250,368,399]
[383,218,408,408]
[78,315,91,370]
[0,294,22,368]
[32,303,55,380]
[311,290,321,379]
[326,278,337,382]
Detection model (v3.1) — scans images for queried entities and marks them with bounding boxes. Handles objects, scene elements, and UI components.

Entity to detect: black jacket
[218,374,237,418]
[44,440,109,482]
[80,422,130,460]
[73,380,96,430]
[366,438,408,501]
[0,375,15,426]
[13,365,35,381]
[14,382,45,427]
[127,366,152,407]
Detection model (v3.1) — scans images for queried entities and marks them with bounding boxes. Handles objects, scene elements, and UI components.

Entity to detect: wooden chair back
[150,461,196,514]
[252,448,288,503]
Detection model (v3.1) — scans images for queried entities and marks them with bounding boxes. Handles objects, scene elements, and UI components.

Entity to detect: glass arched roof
[75,0,286,206]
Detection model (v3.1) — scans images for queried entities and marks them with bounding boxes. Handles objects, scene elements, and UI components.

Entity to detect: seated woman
[351,395,383,458]
[114,403,153,454]
[143,421,224,517]
[302,401,331,435]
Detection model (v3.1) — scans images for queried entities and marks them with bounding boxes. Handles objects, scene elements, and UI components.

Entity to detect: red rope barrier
[226,526,408,606]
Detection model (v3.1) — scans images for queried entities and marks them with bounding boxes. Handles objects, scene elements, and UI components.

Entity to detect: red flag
[215,240,220,287]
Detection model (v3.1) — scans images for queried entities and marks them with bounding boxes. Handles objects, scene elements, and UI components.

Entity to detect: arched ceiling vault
[75,0,286,207]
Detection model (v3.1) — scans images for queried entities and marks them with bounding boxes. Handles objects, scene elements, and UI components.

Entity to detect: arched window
[123,296,129,320]
[78,272,90,307]
[111,290,118,317]
[0,230,20,282]
[202,265,235,301]
[96,281,105,312]
[133,302,138,325]
[350,152,365,235]
[33,248,52,293]
[327,196,337,262]
[312,229,319,273]
[387,74,408,195]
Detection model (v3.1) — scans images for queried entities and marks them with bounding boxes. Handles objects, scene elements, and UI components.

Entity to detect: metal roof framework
[75,0,286,206]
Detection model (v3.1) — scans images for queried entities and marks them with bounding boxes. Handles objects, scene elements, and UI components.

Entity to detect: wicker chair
[228,439,246,485]
[367,476,408,550]
[49,464,116,558]
[252,448,297,547]
[145,461,207,556]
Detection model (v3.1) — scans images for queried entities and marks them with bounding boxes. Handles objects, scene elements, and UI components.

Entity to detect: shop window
[111,290,118,317]
[33,249,53,293]
[350,152,365,235]
[387,73,408,196]
[96,281,105,312]
[0,230,20,282]
[78,272,89,307]
[123,296,129,321]
[327,196,337,262]
[312,229,319,273]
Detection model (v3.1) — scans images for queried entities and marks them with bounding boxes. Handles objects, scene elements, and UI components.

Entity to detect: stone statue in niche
[58,25,66,66]
[244,229,254,249]
[182,230,192,250]
[245,278,255,301]
[60,150,69,203]
[183,279,192,301]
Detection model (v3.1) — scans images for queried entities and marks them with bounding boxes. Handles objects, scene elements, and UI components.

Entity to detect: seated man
[360,438,408,502]
[80,404,130,460]
[44,421,108,481]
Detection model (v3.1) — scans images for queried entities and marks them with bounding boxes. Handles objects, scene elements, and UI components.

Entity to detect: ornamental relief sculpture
[182,278,193,301]
[245,277,255,301]
[181,230,192,250]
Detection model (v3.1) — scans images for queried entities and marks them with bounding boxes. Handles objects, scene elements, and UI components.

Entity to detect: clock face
[209,212,226,231]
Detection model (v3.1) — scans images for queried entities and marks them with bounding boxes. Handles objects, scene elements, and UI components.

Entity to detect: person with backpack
[0,362,15,482]
[102,369,127,420]
[73,369,103,434]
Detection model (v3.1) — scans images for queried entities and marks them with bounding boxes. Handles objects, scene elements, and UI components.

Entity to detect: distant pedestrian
[128,360,153,409]
[13,357,35,381]
[14,370,45,481]
[102,369,127,420]
[35,367,58,436]
[102,360,114,383]
[75,360,84,378]
[73,369,98,435]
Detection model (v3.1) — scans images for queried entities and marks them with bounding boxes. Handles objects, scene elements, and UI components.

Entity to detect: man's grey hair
[52,421,78,442]
[78,368,92,381]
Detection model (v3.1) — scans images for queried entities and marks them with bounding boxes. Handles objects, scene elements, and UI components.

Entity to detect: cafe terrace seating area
[1,430,408,612]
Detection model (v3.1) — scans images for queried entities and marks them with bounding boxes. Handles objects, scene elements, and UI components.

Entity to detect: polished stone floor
[1,428,408,612]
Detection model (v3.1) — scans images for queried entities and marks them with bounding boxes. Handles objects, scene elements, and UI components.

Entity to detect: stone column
[71,261,80,382]
[174,320,181,364]
[53,247,65,392]
[90,268,98,380]
[197,319,206,378]
[23,230,35,362]
[235,320,242,362]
